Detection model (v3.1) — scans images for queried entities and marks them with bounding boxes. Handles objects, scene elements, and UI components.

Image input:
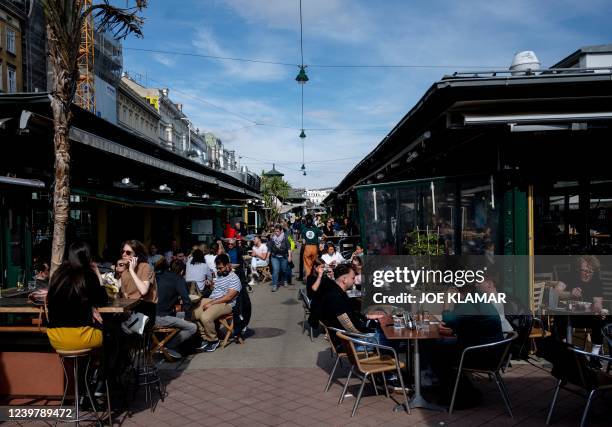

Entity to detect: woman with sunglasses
[120,239,158,321]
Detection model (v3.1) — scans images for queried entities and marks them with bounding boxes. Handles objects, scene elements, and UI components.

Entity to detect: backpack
[287,234,296,251]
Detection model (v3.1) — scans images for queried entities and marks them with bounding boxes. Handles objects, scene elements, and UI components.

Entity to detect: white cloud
[152,53,177,67]
[223,0,372,44]
[191,28,290,82]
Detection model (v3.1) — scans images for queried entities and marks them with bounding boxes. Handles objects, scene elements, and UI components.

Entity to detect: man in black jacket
[155,259,197,359]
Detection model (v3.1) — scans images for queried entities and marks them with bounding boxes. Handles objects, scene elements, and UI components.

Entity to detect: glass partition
[357,175,496,256]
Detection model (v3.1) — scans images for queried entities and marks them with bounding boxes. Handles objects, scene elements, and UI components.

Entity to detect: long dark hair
[308,258,325,278]
[49,242,96,305]
[67,241,92,269]
[121,239,148,265]
[191,249,205,265]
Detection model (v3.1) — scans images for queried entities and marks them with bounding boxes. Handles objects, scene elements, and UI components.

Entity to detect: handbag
[121,312,149,335]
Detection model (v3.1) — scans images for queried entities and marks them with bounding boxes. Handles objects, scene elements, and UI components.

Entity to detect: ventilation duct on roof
[510,51,540,75]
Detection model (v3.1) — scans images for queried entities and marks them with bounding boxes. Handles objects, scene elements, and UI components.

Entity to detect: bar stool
[131,329,165,410]
[56,348,112,426]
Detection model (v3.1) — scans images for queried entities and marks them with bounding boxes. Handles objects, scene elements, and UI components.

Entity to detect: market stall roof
[0,93,260,200]
[326,66,612,205]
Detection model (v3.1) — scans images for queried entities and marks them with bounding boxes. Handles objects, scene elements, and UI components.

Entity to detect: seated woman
[350,243,364,261]
[119,239,158,322]
[321,243,345,268]
[351,256,363,288]
[306,258,335,301]
[46,242,108,351]
[185,249,212,295]
[555,255,610,356]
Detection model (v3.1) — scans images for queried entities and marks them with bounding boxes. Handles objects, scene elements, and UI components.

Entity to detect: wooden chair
[319,322,371,393]
[151,326,179,362]
[256,265,272,282]
[529,282,551,353]
[533,281,547,313]
[218,313,244,349]
[335,332,409,417]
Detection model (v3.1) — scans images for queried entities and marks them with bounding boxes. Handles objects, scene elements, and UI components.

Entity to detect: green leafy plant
[405,230,443,255]
[260,173,290,225]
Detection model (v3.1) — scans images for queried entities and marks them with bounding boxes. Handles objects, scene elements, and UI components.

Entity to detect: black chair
[298,288,313,341]
[602,323,612,373]
[449,331,518,417]
[546,345,612,427]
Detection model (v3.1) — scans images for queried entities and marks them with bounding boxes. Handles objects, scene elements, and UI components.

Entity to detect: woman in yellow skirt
[46,242,108,351]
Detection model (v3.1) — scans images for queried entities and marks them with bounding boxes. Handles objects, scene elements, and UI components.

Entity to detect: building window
[6,28,16,54]
[7,66,17,93]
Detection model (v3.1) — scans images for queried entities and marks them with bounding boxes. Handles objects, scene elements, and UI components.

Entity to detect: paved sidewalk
[118,265,610,427]
[7,253,611,426]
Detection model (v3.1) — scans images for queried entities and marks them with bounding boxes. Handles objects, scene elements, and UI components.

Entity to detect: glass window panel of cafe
[399,180,456,256]
[534,181,581,254]
[533,180,612,255]
[358,186,398,255]
[460,178,498,255]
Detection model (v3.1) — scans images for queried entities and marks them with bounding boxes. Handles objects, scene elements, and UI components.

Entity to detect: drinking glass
[28,280,37,292]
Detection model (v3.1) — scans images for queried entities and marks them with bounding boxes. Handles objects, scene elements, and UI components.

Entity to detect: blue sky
[121,0,612,189]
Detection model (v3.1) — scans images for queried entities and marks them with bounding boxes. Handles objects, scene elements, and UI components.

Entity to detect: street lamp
[180,117,191,152]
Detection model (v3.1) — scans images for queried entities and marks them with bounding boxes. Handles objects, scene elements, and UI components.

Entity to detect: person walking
[267,224,292,292]
[301,215,322,278]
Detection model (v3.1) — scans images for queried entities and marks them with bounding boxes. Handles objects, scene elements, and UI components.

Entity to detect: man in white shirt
[249,236,269,285]
[321,243,345,268]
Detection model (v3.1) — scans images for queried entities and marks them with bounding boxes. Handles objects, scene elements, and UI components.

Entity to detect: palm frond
[86,0,146,40]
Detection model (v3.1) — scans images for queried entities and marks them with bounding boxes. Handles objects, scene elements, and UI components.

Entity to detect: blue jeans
[270,256,290,288]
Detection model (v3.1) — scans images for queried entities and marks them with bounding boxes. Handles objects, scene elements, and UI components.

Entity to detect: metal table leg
[394,339,445,412]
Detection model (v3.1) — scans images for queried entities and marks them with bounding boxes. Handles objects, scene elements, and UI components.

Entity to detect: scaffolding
[75,0,95,112]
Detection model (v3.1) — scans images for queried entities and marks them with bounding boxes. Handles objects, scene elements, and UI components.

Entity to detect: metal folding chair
[335,332,410,417]
[449,331,518,417]
[546,346,612,427]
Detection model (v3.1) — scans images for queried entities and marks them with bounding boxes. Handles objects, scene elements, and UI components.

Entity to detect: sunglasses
[121,249,133,256]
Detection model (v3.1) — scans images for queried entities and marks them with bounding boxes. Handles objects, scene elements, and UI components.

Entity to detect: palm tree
[42,0,147,275]
[261,173,291,225]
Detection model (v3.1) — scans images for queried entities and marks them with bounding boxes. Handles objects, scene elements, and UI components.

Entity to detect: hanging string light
[297,0,307,176]
[295,0,308,85]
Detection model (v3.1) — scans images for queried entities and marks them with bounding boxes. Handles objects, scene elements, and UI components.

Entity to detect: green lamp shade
[295,66,309,84]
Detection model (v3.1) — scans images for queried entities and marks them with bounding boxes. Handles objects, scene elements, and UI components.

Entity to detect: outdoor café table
[381,319,446,411]
[0,297,140,314]
[546,306,610,344]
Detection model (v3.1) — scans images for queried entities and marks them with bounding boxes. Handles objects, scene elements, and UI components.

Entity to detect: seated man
[429,285,503,407]
[193,254,242,352]
[155,259,197,359]
[249,236,269,285]
[319,264,380,340]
